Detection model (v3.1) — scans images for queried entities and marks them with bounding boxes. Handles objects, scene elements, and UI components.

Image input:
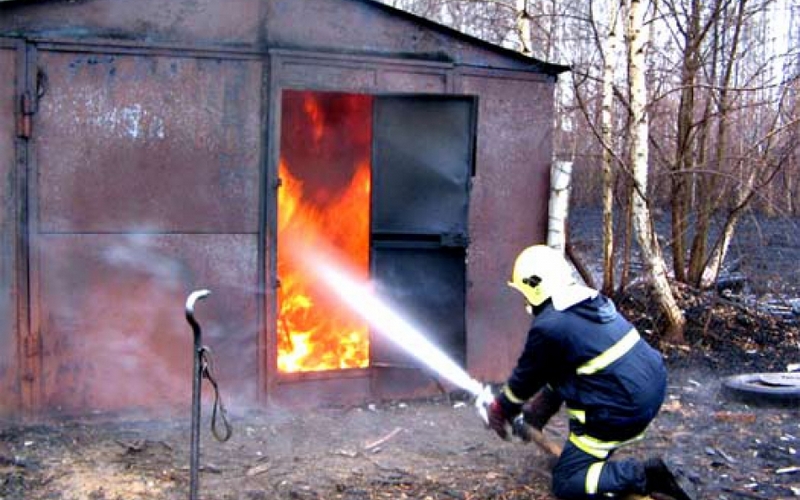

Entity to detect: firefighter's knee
[551,476,585,499]
[552,461,596,499]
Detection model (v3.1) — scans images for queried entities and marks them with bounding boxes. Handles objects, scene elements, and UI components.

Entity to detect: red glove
[487,399,511,440]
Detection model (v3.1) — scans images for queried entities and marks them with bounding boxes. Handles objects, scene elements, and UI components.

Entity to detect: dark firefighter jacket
[501,294,667,441]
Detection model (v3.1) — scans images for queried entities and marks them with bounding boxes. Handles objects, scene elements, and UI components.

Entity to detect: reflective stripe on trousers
[585,461,604,495]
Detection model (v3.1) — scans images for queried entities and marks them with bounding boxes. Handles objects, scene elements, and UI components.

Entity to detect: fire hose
[185,289,233,500]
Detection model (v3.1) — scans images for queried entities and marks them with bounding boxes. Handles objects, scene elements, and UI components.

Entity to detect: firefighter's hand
[487,399,511,440]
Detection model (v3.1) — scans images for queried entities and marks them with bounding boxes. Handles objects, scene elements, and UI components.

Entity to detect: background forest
[383,0,799,341]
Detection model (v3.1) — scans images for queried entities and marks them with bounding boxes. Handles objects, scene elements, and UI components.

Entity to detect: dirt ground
[1,212,799,500]
[1,365,799,500]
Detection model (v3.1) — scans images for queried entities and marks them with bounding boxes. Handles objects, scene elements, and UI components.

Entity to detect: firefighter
[486,245,693,500]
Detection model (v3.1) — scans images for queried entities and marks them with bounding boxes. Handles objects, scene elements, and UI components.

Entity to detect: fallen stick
[515,424,562,457]
[720,486,771,499]
[364,426,403,451]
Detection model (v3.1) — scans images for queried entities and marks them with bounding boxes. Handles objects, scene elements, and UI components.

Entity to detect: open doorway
[276,89,476,383]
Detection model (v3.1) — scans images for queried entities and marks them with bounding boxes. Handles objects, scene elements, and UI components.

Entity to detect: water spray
[312,256,563,451]
[312,259,494,421]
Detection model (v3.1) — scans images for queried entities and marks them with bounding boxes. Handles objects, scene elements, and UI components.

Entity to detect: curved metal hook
[186,288,210,500]
[185,289,211,338]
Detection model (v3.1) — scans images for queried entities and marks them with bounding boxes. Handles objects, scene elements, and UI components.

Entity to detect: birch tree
[516,0,533,56]
[628,0,686,341]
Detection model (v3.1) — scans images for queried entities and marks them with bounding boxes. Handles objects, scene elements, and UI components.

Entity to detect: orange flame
[277,91,372,373]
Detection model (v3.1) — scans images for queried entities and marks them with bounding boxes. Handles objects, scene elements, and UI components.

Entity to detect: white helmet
[508,245,597,311]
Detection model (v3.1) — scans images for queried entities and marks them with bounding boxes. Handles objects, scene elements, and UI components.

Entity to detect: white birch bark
[701,168,757,288]
[516,0,533,56]
[628,0,686,341]
[547,160,573,252]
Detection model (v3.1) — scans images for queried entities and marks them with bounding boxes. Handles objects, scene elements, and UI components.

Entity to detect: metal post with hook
[185,289,210,500]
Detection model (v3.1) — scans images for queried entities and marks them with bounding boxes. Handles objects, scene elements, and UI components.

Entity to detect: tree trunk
[618,182,634,295]
[547,161,573,252]
[600,0,623,296]
[686,10,720,287]
[701,169,756,287]
[628,0,686,342]
[670,0,705,283]
[516,0,533,56]
[692,0,746,287]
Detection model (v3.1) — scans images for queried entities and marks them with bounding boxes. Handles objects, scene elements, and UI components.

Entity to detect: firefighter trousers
[551,439,647,499]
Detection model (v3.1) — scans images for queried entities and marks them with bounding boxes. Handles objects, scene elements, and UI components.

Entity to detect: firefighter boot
[522,387,563,430]
[643,457,694,500]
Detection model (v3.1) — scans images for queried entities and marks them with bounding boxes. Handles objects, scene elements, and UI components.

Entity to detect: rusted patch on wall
[461,69,553,382]
[0,45,20,416]
[35,51,262,233]
[29,50,264,415]
[0,0,264,46]
[36,234,258,415]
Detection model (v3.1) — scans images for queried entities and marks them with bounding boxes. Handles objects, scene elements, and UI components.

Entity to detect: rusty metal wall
[30,49,264,415]
[0,0,562,417]
[35,234,259,415]
[35,52,262,233]
[0,43,20,417]
[459,69,553,383]
[0,0,264,46]
[269,50,453,94]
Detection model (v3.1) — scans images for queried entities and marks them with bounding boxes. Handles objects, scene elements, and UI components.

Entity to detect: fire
[277,91,372,373]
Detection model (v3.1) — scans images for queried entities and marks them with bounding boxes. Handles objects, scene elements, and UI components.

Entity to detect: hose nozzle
[474,384,494,425]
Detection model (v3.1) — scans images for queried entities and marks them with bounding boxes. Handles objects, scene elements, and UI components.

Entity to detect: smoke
[103,233,190,284]
[33,231,261,419]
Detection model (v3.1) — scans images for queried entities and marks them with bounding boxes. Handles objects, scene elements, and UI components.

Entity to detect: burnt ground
[2,211,800,500]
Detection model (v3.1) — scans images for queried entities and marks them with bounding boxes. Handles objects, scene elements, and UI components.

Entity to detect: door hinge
[17,91,37,139]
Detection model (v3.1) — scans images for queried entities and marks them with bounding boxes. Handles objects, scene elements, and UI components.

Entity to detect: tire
[722,373,800,406]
